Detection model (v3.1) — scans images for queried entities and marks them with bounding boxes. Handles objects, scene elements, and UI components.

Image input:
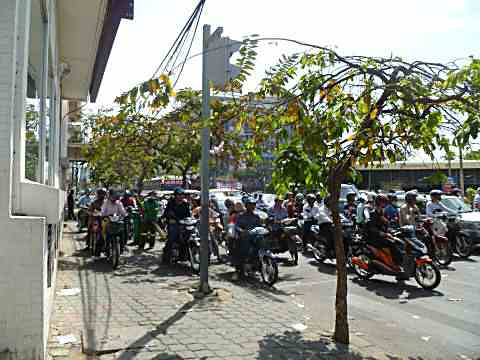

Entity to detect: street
[48,223,480,359]
[277,251,480,359]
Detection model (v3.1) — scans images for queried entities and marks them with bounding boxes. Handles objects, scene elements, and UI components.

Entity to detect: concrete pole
[199,24,211,294]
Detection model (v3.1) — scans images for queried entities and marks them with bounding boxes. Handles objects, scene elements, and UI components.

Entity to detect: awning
[58,0,133,102]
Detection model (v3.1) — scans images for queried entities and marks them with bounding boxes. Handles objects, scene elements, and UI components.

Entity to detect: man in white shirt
[426,190,449,217]
[302,194,322,249]
[101,190,127,218]
[474,188,480,210]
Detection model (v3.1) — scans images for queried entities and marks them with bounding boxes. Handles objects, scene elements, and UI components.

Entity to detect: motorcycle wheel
[352,252,374,279]
[455,233,473,258]
[189,245,200,274]
[312,239,327,263]
[260,256,278,286]
[433,241,453,267]
[289,236,299,265]
[414,262,441,290]
[138,235,146,250]
[111,237,120,270]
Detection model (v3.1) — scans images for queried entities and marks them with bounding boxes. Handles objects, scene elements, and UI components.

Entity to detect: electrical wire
[151,0,206,81]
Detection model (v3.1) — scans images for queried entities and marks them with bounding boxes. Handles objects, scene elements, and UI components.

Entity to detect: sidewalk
[47,222,397,359]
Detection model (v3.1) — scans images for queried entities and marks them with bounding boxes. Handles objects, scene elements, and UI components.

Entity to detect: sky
[96,0,480,106]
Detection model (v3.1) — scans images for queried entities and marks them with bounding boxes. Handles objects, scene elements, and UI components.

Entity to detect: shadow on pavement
[256,330,378,360]
[351,277,444,300]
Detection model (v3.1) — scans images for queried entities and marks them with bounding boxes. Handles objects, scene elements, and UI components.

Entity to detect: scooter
[266,217,301,265]
[236,226,279,286]
[351,225,441,290]
[170,218,201,273]
[417,215,452,267]
[77,206,89,232]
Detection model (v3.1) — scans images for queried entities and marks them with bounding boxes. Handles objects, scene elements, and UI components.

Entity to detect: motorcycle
[351,225,441,290]
[236,226,279,286]
[171,218,201,273]
[77,206,89,232]
[306,215,354,264]
[209,214,223,262]
[417,215,453,267]
[88,210,102,257]
[102,215,126,270]
[266,217,301,265]
[445,214,473,258]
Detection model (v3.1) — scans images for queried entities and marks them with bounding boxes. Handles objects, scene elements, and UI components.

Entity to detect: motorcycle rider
[285,192,296,218]
[121,190,137,208]
[77,190,92,229]
[399,191,420,226]
[302,193,321,249]
[295,193,305,215]
[384,193,399,224]
[366,194,405,273]
[101,190,127,251]
[474,188,480,210]
[426,190,450,216]
[142,191,160,249]
[84,188,107,251]
[162,188,191,264]
[343,191,357,221]
[356,194,369,229]
[234,197,262,280]
[78,190,92,207]
[269,196,288,232]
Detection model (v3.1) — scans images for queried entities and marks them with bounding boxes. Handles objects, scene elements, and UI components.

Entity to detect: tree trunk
[328,174,349,345]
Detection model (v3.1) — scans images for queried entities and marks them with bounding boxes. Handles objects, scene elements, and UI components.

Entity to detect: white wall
[0,0,61,359]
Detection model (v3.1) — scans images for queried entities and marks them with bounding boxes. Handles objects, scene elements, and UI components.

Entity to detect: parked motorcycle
[266,217,300,265]
[417,215,453,267]
[170,218,201,273]
[351,225,441,290]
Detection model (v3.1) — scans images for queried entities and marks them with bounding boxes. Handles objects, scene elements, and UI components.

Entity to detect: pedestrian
[473,188,480,210]
[67,189,75,220]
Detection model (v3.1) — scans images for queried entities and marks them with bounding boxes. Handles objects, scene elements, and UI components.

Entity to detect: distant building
[356,160,480,191]
[0,0,133,358]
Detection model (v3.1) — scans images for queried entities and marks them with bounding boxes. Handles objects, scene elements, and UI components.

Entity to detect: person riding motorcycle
[384,193,399,224]
[268,196,288,232]
[141,191,160,249]
[295,193,305,215]
[285,192,296,218]
[162,188,191,264]
[426,190,449,216]
[302,193,321,248]
[366,194,404,272]
[399,191,420,226]
[100,190,127,250]
[84,188,107,250]
[121,190,137,208]
[234,197,262,279]
[78,190,93,207]
[343,191,357,221]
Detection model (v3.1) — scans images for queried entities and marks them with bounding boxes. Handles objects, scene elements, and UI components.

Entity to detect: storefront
[0,0,132,358]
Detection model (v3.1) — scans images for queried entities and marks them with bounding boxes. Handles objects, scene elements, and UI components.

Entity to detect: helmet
[285,191,294,199]
[387,193,397,201]
[124,190,132,197]
[375,193,388,206]
[245,197,256,205]
[451,188,461,195]
[174,187,185,195]
[224,198,234,208]
[405,190,418,201]
[430,189,443,196]
[358,194,368,202]
[306,193,316,202]
[109,189,119,199]
[346,191,356,200]
[96,188,107,196]
[295,193,304,202]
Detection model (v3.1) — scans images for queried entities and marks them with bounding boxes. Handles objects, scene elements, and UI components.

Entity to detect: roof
[59,0,134,101]
[357,160,480,171]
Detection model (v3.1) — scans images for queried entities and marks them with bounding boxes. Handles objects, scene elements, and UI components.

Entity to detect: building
[357,160,480,191]
[0,0,133,358]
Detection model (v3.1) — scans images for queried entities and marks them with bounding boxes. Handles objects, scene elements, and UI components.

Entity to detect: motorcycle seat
[283,226,297,233]
[179,218,198,226]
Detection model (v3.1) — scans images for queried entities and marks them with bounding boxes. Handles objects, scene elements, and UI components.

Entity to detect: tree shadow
[452,254,478,263]
[256,330,378,360]
[307,259,337,276]
[351,277,444,301]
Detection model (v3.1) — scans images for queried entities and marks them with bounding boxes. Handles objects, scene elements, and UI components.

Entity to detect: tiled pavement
[48,222,392,359]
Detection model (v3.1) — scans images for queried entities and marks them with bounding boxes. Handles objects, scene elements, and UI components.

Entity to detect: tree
[234,45,480,344]
[465,149,480,160]
[25,104,39,181]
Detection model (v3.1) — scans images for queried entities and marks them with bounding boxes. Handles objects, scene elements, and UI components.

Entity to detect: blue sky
[96,0,480,105]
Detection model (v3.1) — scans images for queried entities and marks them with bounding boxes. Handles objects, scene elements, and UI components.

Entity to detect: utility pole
[199,24,242,294]
[459,145,465,194]
[199,24,212,294]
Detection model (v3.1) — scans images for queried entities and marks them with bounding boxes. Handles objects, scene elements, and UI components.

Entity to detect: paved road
[49,223,480,359]
[276,250,480,359]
